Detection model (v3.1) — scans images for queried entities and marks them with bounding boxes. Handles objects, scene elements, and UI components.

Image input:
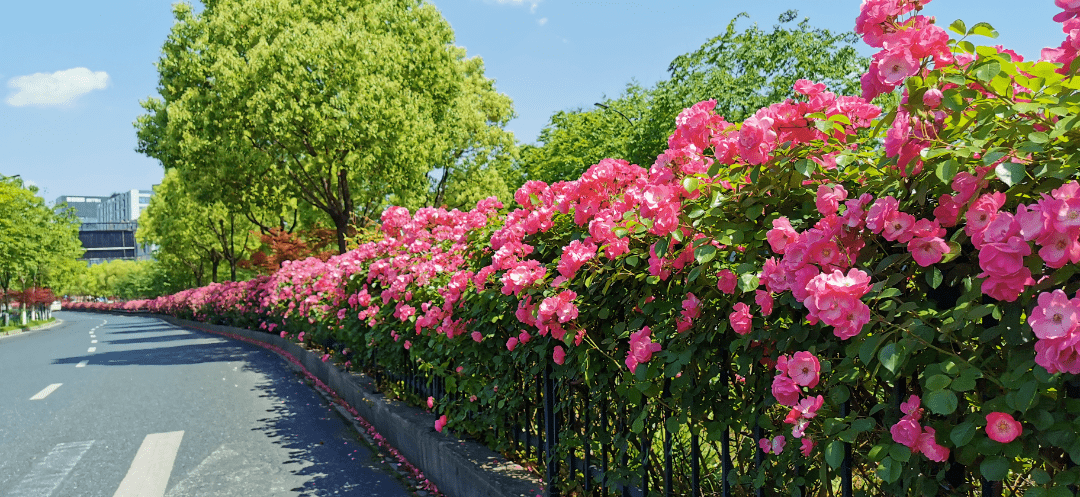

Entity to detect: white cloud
[537,17,548,26]
[6,67,110,107]
[492,0,540,13]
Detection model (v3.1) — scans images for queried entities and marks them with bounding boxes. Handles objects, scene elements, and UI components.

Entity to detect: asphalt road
[0,311,413,497]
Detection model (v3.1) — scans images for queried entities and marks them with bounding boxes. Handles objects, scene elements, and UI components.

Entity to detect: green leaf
[951,422,976,447]
[794,159,816,177]
[682,176,700,194]
[878,343,901,373]
[995,162,1026,187]
[949,19,967,35]
[876,456,902,483]
[694,245,717,264]
[941,241,963,263]
[654,238,669,258]
[825,441,845,469]
[1013,380,1038,412]
[926,390,958,415]
[859,332,885,367]
[969,22,1000,39]
[925,267,943,289]
[738,273,759,292]
[980,456,1010,481]
[935,159,959,184]
[975,61,1001,82]
[926,374,952,391]
[1028,131,1049,144]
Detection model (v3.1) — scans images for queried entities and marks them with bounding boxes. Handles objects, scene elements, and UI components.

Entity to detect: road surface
[0,311,413,497]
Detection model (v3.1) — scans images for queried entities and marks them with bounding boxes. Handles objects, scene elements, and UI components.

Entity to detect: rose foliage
[76,1,1080,494]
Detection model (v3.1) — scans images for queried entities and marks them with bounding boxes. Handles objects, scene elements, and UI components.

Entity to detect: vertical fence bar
[641,405,650,496]
[753,424,763,497]
[584,390,591,495]
[601,395,609,494]
[567,388,577,488]
[544,363,559,497]
[720,349,732,497]
[663,380,673,497]
[621,403,630,497]
[691,428,701,497]
[537,373,544,467]
[1066,379,1080,495]
[840,401,852,497]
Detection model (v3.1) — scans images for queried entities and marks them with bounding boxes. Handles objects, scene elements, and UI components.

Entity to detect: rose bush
[73,1,1080,493]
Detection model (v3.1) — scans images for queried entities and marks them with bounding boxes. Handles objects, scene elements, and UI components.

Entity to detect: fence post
[840,401,852,497]
[544,363,559,497]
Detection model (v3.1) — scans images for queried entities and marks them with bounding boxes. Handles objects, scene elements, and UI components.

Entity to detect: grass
[0,317,56,334]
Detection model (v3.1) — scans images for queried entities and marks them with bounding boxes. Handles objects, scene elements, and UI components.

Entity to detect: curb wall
[147,313,544,497]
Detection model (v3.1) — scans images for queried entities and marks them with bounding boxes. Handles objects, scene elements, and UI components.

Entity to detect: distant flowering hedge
[76,0,1080,493]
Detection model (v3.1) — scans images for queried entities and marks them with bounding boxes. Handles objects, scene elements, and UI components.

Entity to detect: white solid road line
[7,440,94,497]
[30,383,62,400]
[113,431,185,497]
[76,360,88,368]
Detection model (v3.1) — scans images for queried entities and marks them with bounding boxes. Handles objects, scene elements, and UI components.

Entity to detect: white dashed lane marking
[30,383,62,400]
[7,440,94,497]
[88,347,96,353]
[113,431,185,497]
[76,360,88,368]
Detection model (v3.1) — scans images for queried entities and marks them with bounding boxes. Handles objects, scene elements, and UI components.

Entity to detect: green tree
[138,0,508,253]
[422,51,517,210]
[516,11,870,186]
[0,177,83,324]
[136,168,256,286]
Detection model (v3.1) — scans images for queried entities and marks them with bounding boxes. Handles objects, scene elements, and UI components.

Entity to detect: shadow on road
[53,314,409,497]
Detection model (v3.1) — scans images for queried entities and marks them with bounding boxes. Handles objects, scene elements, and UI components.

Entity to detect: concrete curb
[0,318,63,339]
[144,314,545,497]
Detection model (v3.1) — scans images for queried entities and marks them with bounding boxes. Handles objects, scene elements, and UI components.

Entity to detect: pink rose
[916,427,950,462]
[922,88,943,108]
[771,375,802,407]
[1029,290,1079,340]
[434,415,448,432]
[755,290,774,316]
[729,303,752,335]
[716,269,738,294]
[787,351,821,388]
[986,412,1022,443]
[553,345,566,365]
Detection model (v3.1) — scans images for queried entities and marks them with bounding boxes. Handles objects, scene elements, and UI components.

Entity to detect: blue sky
[0,1,1065,202]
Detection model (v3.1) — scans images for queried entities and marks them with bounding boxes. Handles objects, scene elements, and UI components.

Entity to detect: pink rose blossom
[434,415,447,432]
[917,427,950,462]
[1029,289,1079,340]
[800,438,815,457]
[771,375,801,407]
[755,290,774,316]
[986,412,1022,443]
[729,302,753,335]
[716,269,738,294]
[787,351,821,388]
[553,345,566,365]
[625,326,662,373]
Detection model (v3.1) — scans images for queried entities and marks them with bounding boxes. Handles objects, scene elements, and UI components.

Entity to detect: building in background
[56,190,154,265]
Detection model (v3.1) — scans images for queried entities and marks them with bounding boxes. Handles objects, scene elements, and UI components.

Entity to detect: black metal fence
[355,338,1065,497]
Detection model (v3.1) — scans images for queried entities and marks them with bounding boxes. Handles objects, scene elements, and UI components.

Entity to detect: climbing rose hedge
[78,1,1080,493]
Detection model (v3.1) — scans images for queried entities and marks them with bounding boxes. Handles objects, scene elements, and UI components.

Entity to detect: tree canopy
[0,176,83,308]
[137,0,516,253]
[516,11,871,185]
